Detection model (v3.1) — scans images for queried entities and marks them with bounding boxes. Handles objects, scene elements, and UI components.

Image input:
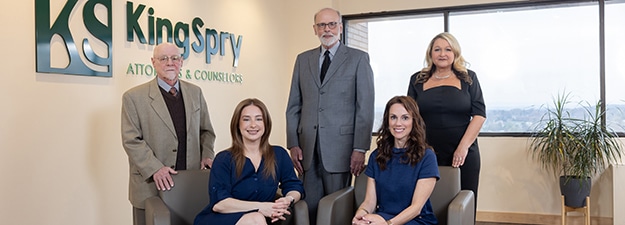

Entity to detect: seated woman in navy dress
[194,98,304,225]
[352,96,440,225]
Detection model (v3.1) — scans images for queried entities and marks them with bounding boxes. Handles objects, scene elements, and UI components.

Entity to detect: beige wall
[479,137,618,217]
[1,1,322,224]
[0,0,622,225]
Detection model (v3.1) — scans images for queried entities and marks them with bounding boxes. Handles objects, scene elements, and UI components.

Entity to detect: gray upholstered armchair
[430,166,475,225]
[144,169,309,225]
[316,166,475,225]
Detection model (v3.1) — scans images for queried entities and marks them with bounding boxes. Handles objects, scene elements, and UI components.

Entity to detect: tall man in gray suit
[286,8,375,223]
[121,43,216,225]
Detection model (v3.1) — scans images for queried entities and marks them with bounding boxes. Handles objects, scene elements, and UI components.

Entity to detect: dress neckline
[392,147,406,154]
[422,84,462,92]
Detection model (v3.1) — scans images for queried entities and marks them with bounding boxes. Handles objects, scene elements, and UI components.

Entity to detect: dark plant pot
[560,176,591,208]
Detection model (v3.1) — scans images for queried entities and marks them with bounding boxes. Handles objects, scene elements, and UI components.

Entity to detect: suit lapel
[148,79,177,136]
[307,48,322,87]
[320,44,347,87]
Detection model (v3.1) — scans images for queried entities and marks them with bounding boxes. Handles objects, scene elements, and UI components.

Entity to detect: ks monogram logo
[35,0,112,77]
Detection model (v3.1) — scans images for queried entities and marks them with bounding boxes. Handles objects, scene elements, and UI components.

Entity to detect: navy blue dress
[365,148,439,225]
[193,146,304,225]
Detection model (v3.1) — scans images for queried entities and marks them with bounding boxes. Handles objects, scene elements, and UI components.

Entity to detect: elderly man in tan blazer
[121,43,216,225]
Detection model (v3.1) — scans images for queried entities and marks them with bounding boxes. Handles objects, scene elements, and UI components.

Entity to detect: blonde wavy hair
[416,32,472,84]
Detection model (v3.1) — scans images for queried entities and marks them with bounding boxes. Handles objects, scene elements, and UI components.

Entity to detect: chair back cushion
[430,166,461,225]
[159,169,210,225]
[354,171,369,207]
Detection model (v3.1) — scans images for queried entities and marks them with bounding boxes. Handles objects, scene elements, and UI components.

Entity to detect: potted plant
[529,93,623,208]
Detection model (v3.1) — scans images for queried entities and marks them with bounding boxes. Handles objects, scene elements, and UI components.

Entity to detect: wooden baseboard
[477,211,612,225]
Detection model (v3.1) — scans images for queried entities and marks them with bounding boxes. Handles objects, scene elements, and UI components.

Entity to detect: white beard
[319,33,340,47]
[162,73,178,81]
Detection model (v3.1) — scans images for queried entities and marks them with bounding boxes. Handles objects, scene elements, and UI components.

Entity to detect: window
[606,0,625,133]
[345,14,443,132]
[343,0,621,135]
[450,3,599,132]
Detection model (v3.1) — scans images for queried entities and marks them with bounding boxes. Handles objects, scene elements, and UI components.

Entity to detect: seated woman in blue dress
[352,96,440,225]
[194,98,304,225]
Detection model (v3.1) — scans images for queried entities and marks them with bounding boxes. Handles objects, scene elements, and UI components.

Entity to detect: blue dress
[365,148,439,225]
[193,146,305,225]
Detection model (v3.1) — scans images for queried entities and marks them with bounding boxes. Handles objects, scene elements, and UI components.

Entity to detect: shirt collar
[321,42,340,58]
[157,77,179,92]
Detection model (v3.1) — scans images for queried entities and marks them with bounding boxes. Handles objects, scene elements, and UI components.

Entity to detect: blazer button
[172,149,177,152]
[313,125,317,129]
[319,108,324,112]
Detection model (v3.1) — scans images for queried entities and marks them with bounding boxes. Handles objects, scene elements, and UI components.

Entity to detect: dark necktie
[320,50,331,82]
[169,87,177,97]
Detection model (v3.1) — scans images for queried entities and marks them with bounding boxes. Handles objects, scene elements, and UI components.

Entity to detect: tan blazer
[286,43,375,173]
[121,78,216,208]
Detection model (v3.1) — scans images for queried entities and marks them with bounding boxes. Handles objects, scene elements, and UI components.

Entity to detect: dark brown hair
[375,96,431,170]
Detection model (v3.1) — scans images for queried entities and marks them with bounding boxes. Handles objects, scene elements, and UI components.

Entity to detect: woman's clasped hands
[352,208,387,225]
[259,196,292,222]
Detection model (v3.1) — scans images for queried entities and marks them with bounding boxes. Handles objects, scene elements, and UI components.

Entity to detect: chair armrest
[292,200,309,225]
[145,196,171,225]
[447,190,475,225]
[316,186,355,225]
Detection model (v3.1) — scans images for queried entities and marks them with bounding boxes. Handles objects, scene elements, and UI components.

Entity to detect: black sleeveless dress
[407,69,486,202]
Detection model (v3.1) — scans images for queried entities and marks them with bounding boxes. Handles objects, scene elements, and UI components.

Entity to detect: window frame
[342,0,624,137]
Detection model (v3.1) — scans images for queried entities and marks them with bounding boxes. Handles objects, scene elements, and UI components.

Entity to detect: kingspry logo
[35,0,112,77]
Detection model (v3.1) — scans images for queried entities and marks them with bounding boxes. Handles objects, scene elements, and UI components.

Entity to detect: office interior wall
[614,164,625,224]
[0,0,327,224]
[0,0,621,224]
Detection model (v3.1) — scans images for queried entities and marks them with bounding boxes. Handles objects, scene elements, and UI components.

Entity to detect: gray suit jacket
[121,78,216,208]
[286,43,374,173]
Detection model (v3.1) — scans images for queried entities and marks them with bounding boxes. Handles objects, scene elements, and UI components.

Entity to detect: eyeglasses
[157,55,182,63]
[315,22,340,29]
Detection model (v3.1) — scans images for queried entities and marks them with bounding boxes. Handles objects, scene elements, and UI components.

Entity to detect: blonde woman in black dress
[407,32,486,215]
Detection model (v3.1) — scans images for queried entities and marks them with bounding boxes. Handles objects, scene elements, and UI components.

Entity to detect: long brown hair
[229,98,276,179]
[375,96,431,170]
[415,32,472,85]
